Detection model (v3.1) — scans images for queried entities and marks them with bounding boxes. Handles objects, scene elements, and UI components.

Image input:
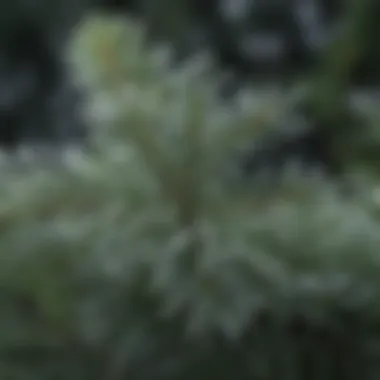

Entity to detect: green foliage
[1,13,380,380]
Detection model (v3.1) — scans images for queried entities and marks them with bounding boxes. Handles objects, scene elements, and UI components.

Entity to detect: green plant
[0,14,380,380]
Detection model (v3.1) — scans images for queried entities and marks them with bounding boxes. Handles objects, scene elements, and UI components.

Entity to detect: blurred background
[1,0,380,175]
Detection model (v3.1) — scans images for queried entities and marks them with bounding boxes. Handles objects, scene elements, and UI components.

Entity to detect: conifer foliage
[0,14,380,380]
